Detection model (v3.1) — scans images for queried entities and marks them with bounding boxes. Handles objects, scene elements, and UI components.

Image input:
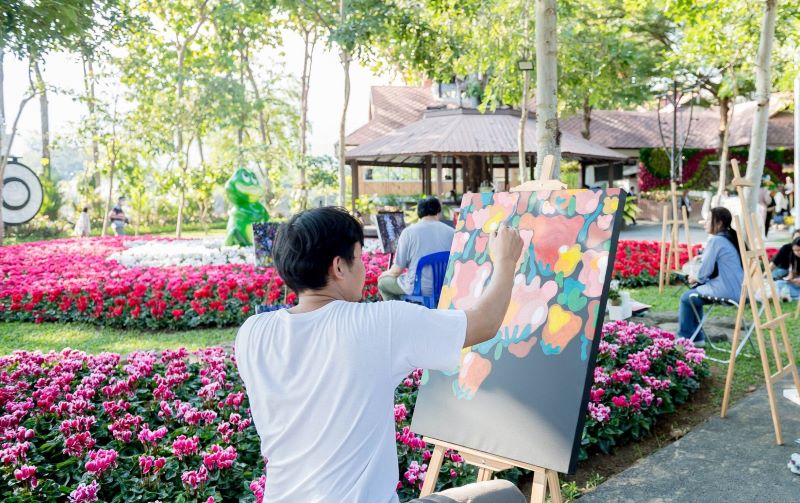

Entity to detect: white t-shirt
[234,300,467,503]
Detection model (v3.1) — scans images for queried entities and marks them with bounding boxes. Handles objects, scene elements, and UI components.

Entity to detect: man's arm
[463,225,522,348]
[382,264,404,277]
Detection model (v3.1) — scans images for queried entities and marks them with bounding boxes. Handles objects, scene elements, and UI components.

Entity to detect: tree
[744,0,779,215]
[535,0,560,178]
[558,0,664,141]
[286,0,395,207]
[0,0,104,243]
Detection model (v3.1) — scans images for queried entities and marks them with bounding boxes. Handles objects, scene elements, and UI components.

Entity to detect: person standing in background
[74,207,90,237]
[108,197,129,236]
[760,176,775,237]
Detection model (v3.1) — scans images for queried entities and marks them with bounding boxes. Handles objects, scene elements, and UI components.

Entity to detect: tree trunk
[339,49,350,208]
[581,97,592,140]
[0,50,5,122]
[535,0,561,179]
[173,1,210,238]
[33,61,50,180]
[299,27,317,209]
[518,69,531,183]
[744,0,778,216]
[101,167,114,237]
[0,72,36,245]
[82,55,101,189]
[716,96,733,201]
[244,55,274,198]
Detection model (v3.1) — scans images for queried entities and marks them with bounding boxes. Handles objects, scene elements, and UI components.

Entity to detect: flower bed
[0,347,265,502]
[0,237,386,330]
[0,321,707,501]
[613,240,702,288]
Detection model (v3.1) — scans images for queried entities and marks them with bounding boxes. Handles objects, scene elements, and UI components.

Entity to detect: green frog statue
[223,168,270,247]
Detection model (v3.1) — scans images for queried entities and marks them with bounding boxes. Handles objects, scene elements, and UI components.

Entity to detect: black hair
[792,229,800,239]
[710,207,741,263]
[791,237,800,274]
[417,197,442,218]
[82,207,89,212]
[273,207,364,293]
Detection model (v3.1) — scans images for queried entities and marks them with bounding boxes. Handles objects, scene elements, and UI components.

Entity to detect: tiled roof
[560,94,794,150]
[346,108,626,163]
[345,86,437,146]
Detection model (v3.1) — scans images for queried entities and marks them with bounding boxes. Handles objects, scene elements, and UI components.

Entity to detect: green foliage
[639,149,672,180]
[38,176,64,221]
[623,197,641,226]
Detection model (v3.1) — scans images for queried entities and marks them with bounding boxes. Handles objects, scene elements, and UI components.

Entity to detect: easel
[720,159,800,444]
[658,180,694,293]
[419,155,564,503]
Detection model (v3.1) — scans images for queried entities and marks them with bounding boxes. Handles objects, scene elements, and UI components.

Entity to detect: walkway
[579,375,800,502]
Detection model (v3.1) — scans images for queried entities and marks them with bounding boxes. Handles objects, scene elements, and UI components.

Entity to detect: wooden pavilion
[344,107,626,209]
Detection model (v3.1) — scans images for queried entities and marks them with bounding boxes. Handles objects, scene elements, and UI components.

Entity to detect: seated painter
[678,207,744,345]
[770,229,800,280]
[775,237,800,301]
[378,197,455,301]
[234,207,524,502]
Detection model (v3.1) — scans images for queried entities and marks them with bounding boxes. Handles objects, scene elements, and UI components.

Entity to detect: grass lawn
[0,321,236,355]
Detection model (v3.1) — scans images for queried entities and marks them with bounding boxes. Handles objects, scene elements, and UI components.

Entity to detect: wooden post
[503,155,510,191]
[350,161,359,212]
[452,157,458,192]
[436,155,444,197]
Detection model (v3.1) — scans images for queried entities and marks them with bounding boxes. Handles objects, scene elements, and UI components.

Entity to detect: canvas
[253,222,279,267]
[374,212,406,255]
[410,189,625,474]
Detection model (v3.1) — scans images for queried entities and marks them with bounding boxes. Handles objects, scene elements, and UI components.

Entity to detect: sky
[3,29,395,161]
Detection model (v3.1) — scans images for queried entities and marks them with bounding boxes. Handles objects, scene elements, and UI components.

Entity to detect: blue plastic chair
[402,251,450,309]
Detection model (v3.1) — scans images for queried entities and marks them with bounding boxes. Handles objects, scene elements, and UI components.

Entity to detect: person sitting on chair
[378,197,454,301]
[770,229,800,280]
[775,237,800,301]
[678,207,744,345]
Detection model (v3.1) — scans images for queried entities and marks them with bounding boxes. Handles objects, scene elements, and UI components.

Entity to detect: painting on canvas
[410,188,626,474]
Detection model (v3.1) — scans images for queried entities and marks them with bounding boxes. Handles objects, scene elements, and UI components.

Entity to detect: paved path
[579,376,800,503]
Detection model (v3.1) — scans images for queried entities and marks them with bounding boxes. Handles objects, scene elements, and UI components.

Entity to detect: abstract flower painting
[412,189,626,474]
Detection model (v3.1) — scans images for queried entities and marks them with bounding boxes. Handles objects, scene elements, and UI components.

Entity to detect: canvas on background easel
[419,155,567,503]
[658,180,694,293]
[720,159,800,444]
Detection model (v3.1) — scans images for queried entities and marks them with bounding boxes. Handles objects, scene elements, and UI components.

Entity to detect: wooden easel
[419,155,564,503]
[720,159,800,444]
[658,181,694,293]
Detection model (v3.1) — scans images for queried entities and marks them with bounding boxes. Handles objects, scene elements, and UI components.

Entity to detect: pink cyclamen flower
[587,402,612,422]
[249,475,266,503]
[85,449,117,476]
[171,435,199,459]
[181,466,209,490]
[202,444,237,470]
[394,404,408,422]
[69,480,100,502]
[14,464,37,488]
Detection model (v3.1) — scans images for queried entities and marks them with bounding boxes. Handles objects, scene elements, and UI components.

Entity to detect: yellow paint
[554,244,582,276]
[602,197,619,214]
[547,305,572,334]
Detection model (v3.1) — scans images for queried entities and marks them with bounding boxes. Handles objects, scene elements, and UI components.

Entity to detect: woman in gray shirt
[678,207,744,344]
